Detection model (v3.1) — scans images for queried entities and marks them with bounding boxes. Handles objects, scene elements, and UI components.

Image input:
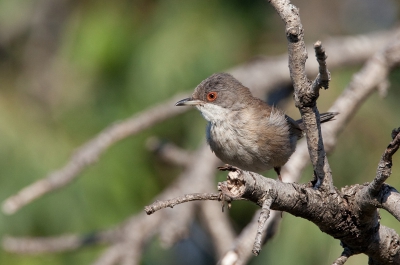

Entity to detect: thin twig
[144,193,221,215]
[368,128,400,195]
[252,197,273,255]
[312,40,331,91]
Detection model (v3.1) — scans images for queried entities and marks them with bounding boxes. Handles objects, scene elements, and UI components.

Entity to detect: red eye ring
[207,92,218,102]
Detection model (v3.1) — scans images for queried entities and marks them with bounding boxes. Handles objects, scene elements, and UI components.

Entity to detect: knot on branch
[286,26,302,43]
[218,165,246,198]
[295,91,318,109]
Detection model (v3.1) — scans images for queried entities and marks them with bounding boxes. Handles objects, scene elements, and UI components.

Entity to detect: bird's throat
[196,104,231,123]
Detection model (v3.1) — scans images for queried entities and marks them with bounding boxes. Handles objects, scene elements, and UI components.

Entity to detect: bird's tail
[319,112,339,123]
[295,112,338,131]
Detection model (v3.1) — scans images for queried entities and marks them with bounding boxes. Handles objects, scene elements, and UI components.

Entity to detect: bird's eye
[207,92,218,102]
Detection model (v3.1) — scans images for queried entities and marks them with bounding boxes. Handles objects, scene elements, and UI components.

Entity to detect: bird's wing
[286,115,304,139]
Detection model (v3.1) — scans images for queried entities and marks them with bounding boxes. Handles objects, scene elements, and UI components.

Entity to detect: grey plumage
[176,73,337,176]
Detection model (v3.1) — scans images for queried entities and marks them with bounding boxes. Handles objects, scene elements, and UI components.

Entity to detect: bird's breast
[205,109,297,172]
[206,120,273,172]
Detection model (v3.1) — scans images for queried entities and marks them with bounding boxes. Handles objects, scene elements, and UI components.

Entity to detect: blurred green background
[0,0,399,264]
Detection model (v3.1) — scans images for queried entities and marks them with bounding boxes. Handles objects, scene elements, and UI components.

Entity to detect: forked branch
[269,0,333,191]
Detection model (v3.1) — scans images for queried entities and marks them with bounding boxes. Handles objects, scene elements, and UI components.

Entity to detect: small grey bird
[176,73,337,178]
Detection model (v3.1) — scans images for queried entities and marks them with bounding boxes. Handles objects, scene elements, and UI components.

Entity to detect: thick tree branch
[213,165,400,263]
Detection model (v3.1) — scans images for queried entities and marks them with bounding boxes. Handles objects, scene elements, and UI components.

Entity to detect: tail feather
[295,112,338,131]
[319,112,339,123]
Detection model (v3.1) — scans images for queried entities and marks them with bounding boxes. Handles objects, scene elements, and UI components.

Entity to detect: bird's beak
[175,97,203,106]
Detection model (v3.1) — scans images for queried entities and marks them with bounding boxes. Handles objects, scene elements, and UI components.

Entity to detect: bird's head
[175,73,251,122]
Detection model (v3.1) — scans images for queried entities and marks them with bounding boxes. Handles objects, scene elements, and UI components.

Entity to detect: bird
[175,73,337,179]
